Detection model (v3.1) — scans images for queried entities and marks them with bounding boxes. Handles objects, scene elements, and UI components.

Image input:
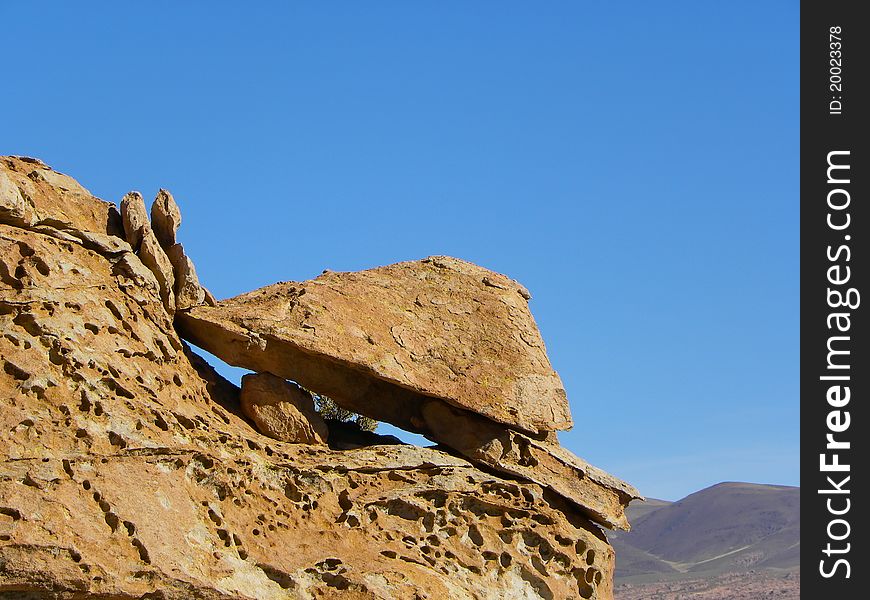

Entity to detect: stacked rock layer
[0,156,639,599]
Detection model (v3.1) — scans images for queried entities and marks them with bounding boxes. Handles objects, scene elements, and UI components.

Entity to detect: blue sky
[2,2,798,501]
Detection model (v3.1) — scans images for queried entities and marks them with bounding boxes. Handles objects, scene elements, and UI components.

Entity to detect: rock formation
[151,188,182,249]
[121,190,176,314]
[1,155,639,599]
[176,259,636,530]
[176,256,571,436]
[167,242,208,310]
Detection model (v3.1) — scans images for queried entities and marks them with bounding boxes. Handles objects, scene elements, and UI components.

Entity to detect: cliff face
[0,156,636,599]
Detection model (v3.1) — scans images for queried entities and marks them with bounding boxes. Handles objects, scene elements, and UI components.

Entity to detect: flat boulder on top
[177,256,572,435]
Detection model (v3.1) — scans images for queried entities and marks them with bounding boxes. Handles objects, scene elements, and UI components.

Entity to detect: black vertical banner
[802,1,868,597]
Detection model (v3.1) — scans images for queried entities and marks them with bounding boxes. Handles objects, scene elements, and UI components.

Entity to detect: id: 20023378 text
[829,26,844,115]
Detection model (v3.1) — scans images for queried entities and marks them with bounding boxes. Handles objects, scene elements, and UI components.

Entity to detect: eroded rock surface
[421,401,637,530]
[167,242,207,310]
[121,191,151,251]
[120,190,176,314]
[151,188,182,249]
[1,156,624,599]
[1,156,122,236]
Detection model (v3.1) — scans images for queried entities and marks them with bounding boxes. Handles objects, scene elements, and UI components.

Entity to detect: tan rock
[30,165,93,195]
[166,243,206,310]
[1,156,124,239]
[240,372,328,444]
[151,188,182,249]
[0,156,626,599]
[177,256,572,435]
[203,286,218,306]
[420,400,641,530]
[139,228,176,314]
[111,251,161,295]
[0,169,35,227]
[120,191,150,251]
[0,226,617,600]
[173,257,641,529]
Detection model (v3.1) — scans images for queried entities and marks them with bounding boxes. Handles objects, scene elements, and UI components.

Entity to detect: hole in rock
[185,343,432,447]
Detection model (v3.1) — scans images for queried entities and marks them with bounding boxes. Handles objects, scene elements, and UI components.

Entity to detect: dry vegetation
[615,569,799,600]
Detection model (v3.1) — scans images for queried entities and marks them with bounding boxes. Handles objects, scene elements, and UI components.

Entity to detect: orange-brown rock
[120,191,176,314]
[151,188,182,249]
[1,156,622,599]
[121,190,151,251]
[166,242,209,310]
[420,401,639,530]
[129,188,210,311]
[175,257,640,529]
[240,372,329,444]
[177,257,572,436]
[140,225,176,314]
[1,156,123,238]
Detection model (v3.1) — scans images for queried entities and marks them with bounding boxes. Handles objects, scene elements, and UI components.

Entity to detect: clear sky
[2,2,798,501]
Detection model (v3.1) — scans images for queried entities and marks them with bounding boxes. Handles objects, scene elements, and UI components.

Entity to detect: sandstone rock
[167,242,207,310]
[151,188,182,249]
[184,342,243,417]
[139,227,176,314]
[420,400,640,530]
[0,156,625,599]
[0,169,34,227]
[203,286,218,306]
[240,372,329,444]
[120,191,150,251]
[123,190,205,312]
[174,257,639,530]
[29,165,93,195]
[111,251,162,296]
[1,156,124,238]
[177,256,572,436]
[0,222,615,600]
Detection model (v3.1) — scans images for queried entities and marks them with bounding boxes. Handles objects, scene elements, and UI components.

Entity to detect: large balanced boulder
[177,256,572,436]
[175,257,640,529]
[1,156,625,599]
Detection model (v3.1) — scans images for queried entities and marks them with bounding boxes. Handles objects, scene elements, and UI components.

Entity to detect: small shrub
[312,393,378,432]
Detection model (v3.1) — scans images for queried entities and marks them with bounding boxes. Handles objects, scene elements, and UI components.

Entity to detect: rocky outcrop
[120,191,151,251]
[148,188,211,311]
[420,401,636,530]
[0,156,636,599]
[120,190,176,314]
[167,242,207,310]
[175,259,638,531]
[151,188,182,249]
[117,189,216,315]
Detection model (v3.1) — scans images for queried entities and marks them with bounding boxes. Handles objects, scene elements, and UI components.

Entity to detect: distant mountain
[611,482,799,584]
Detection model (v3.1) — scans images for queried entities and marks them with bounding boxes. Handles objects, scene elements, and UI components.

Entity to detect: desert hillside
[612,482,799,599]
